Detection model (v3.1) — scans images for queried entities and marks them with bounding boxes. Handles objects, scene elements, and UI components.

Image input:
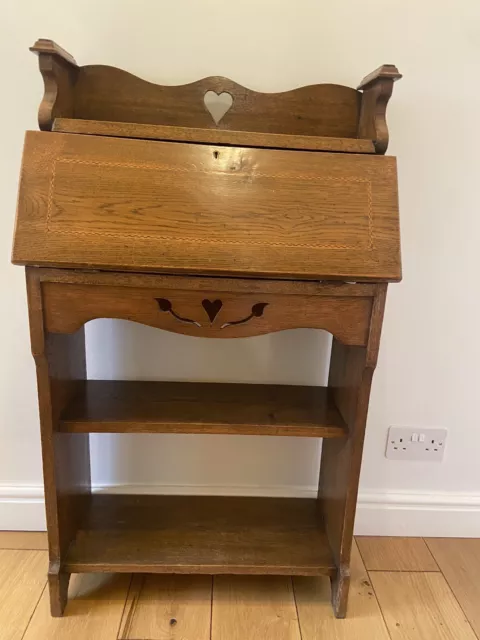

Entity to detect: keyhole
[213,150,219,159]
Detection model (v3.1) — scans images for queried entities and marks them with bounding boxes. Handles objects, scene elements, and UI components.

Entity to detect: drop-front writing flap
[13,131,401,281]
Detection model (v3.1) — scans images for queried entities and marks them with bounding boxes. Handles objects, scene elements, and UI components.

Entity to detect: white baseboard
[0,485,47,532]
[354,491,480,537]
[1,483,479,537]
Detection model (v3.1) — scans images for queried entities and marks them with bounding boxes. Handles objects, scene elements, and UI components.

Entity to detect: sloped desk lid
[12,130,401,281]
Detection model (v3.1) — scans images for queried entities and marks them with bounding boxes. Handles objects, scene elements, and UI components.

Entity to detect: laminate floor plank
[117,574,143,639]
[22,573,130,640]
[426,538,480,636]
[5,533,479,640]
[119,574,212,639]
[294,541,390,639]
[212,575,301,640]
[0,531,48,550]
[0,550,47,640]
[370,571,477,640]
[356,536,439,571]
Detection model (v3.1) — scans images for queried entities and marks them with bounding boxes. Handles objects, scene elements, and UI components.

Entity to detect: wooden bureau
[12,38,402,618]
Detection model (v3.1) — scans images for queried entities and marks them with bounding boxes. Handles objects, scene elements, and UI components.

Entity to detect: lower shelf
[65,494,336,577]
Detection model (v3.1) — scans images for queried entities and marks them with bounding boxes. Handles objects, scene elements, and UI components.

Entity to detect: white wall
[1,0,480,535]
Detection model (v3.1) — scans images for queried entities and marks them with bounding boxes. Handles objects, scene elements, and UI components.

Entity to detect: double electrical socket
[385,427,447,461]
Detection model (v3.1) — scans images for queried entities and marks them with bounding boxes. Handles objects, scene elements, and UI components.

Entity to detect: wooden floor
[0,532,479,639]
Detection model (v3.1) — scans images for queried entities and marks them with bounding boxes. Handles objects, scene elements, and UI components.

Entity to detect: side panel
[26,268,90,615]
[318,284,388,617]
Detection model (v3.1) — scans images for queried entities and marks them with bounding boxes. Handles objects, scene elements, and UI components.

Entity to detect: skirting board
[0,483,479,537]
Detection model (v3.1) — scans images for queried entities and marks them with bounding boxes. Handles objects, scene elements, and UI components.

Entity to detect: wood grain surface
[0,550,47,640]
[23,573,130,639]
[294,542,391,639]
[357,537,439,572]
[42,281,373,344]
[30,40,78,131]
[357,65,402,154]
[13,131,401,281]
[73,70,362,137]
[30,40,400,156]
[213,576,301,640]
[21,269,386,617]
[26,269,91,616]
[59,380,348,438]
[53,118,376,153]
[119,575,212,639]
[15,39,400,623]
[426,538,480,636]
[34,54,362,137]
[65,494,336,576]
[370,571,477,640]
[29,266,379,296]
[0,532,48,550]
[319,284,387,617]
[30,38,77,66]
[2,534,480,638]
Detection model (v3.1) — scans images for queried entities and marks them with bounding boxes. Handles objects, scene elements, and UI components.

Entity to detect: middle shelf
[59,380,347,438]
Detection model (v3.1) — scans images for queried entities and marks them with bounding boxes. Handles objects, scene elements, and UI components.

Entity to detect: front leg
[330,564,351,618]
[48,562,70,617]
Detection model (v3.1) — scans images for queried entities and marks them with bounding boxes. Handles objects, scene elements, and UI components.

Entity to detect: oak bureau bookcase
[11,39,402,618]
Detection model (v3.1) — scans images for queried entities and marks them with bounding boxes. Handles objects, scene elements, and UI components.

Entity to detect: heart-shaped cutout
[203,91,233,125]
[202,299,223,323]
